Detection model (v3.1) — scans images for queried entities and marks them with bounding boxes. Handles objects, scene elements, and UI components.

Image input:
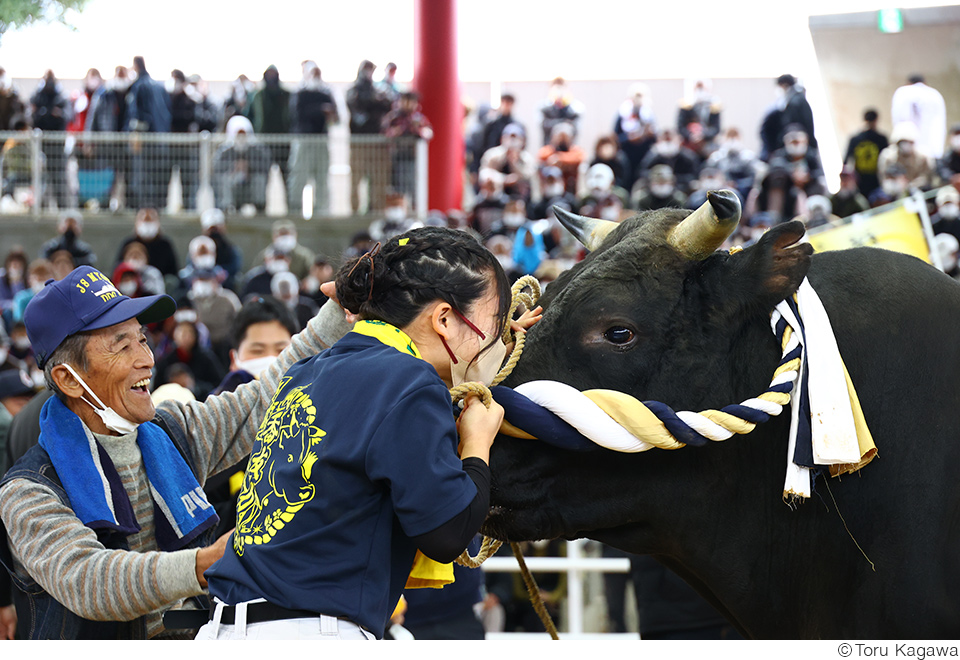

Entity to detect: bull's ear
[733,220,813,306]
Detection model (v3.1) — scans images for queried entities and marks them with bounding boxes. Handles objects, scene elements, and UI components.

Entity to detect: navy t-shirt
[205,326,478,638]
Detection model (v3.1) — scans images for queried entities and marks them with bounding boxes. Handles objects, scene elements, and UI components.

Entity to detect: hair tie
[347,242,381,303]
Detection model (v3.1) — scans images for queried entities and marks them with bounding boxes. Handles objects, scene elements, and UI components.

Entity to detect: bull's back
[806,247,960,635]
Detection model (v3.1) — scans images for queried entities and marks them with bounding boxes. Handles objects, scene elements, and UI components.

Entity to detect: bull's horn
[552,206,618,251]
[666,189,741,260]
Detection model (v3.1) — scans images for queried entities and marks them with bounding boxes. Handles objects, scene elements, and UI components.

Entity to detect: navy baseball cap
[24,266,176,368]
[0,369,36,399]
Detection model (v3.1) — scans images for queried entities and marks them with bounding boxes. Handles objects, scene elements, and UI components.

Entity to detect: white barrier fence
[480,539,641,639]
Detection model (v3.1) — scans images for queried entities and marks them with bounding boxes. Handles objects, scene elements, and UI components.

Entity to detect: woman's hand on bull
[320,281,360,324]
[511,305,543,335]
[456,393,504,464]
[505,305,543,353]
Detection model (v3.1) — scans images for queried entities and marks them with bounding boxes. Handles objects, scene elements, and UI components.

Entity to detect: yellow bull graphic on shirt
[234,377,326,556]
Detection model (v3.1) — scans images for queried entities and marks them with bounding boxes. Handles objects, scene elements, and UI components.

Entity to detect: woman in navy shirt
[198,227,513,640]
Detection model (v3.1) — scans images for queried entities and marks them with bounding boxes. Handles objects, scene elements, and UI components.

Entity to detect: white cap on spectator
[270,271,299,301]
[201,208,225,230]
[188,235,216,260]
[226,115,254,139]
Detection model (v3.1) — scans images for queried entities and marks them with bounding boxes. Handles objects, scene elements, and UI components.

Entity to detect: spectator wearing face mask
[637,128,701,194]
[214,115,272,213]
[760,124,826,219]
[685,166,741,212]
[289,61,339,215]
[247,65,292,181]
[270,271,318,332]
[203,295,298,536]
[86,65,133,209]
[30,69,72,209]
[528,166,577,221]
[632,164,688,212]
[706,127,759,200]
[614,83,658,192]
[11,259,53,323]
[187,268,242,362]
[795,195,842,230]
[0,369,37,475]
[111,263,147,300]
[200,208,243,292]
[878,122,936,192]
[591,135,632,193]
[539,77,583,147]
[870,164,912,208]
[774,74,817,152]
[937,124,960,186]
[241,247,291,299]
[40,211,97,267]
[538,122,585,196]
[485,234,521,282]
[154,316,226,401]
[7,321,35,370]
[830,166,871,219]
[490,198,529,239]
[0,249,28,324]
[480,123,536,202]
[115,208,180,281]
[469,170,508,237]
[578,163,628,220]
[932,186,960,243]
[301,256,334,308]
[347,60,394,214]
[369,192,415,241]
[179,235,226,291]
[256,220,315,280]
[383,91,433,202]
[116,240,165,296]
[677,78,722,160]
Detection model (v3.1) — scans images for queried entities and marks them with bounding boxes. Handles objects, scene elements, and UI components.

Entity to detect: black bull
[485,201,960,639]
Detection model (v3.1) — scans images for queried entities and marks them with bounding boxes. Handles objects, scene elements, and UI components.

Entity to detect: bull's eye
[603,326,635,345]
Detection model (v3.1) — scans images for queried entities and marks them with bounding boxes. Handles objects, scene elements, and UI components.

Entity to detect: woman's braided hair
[335,226,511,349]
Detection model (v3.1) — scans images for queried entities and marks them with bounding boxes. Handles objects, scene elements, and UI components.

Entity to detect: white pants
[195,599,376,640]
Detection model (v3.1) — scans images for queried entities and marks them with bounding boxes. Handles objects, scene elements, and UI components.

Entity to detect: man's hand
[320,281,360,324]
[195,529,234,588]
[0,604,16,640]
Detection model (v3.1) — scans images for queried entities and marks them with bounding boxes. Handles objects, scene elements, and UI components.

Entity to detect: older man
[0,266,349,639]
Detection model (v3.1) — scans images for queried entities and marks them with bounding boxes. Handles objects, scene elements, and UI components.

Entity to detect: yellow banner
[807,204,932,264]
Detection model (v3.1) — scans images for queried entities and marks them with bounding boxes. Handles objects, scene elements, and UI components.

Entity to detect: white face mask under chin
[62,363,139,435]
[236,355,277,379]
[450,338,507,387]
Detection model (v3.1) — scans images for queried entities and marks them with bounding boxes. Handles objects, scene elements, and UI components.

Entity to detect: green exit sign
[878,8,903,33]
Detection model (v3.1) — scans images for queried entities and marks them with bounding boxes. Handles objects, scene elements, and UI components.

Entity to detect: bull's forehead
[543,211,688,309]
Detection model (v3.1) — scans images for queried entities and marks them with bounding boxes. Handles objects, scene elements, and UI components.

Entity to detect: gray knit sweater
[0,300,352,638]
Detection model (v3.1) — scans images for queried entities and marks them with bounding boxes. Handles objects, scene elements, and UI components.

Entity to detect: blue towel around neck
[37,396,218,550]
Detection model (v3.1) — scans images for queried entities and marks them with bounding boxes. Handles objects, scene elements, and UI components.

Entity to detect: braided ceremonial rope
[450,275,542,567]
[449,276,560,639]
[505,301,800,453]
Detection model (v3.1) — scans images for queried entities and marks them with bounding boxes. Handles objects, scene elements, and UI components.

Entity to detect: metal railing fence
[0,130,427,219]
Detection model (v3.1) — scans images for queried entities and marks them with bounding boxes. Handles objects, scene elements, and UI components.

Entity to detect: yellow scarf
[351,320,455,589]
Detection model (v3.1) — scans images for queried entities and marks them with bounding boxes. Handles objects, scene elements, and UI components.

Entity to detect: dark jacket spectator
[125,59,170,133]
[29,72,70,131]
[346,60,392,134]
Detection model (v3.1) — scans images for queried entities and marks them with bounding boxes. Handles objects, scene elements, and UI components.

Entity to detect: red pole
[414,0,462,211]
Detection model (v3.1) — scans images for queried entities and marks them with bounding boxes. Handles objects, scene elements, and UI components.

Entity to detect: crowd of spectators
[1,60,959,640]
[0,58,430,216]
